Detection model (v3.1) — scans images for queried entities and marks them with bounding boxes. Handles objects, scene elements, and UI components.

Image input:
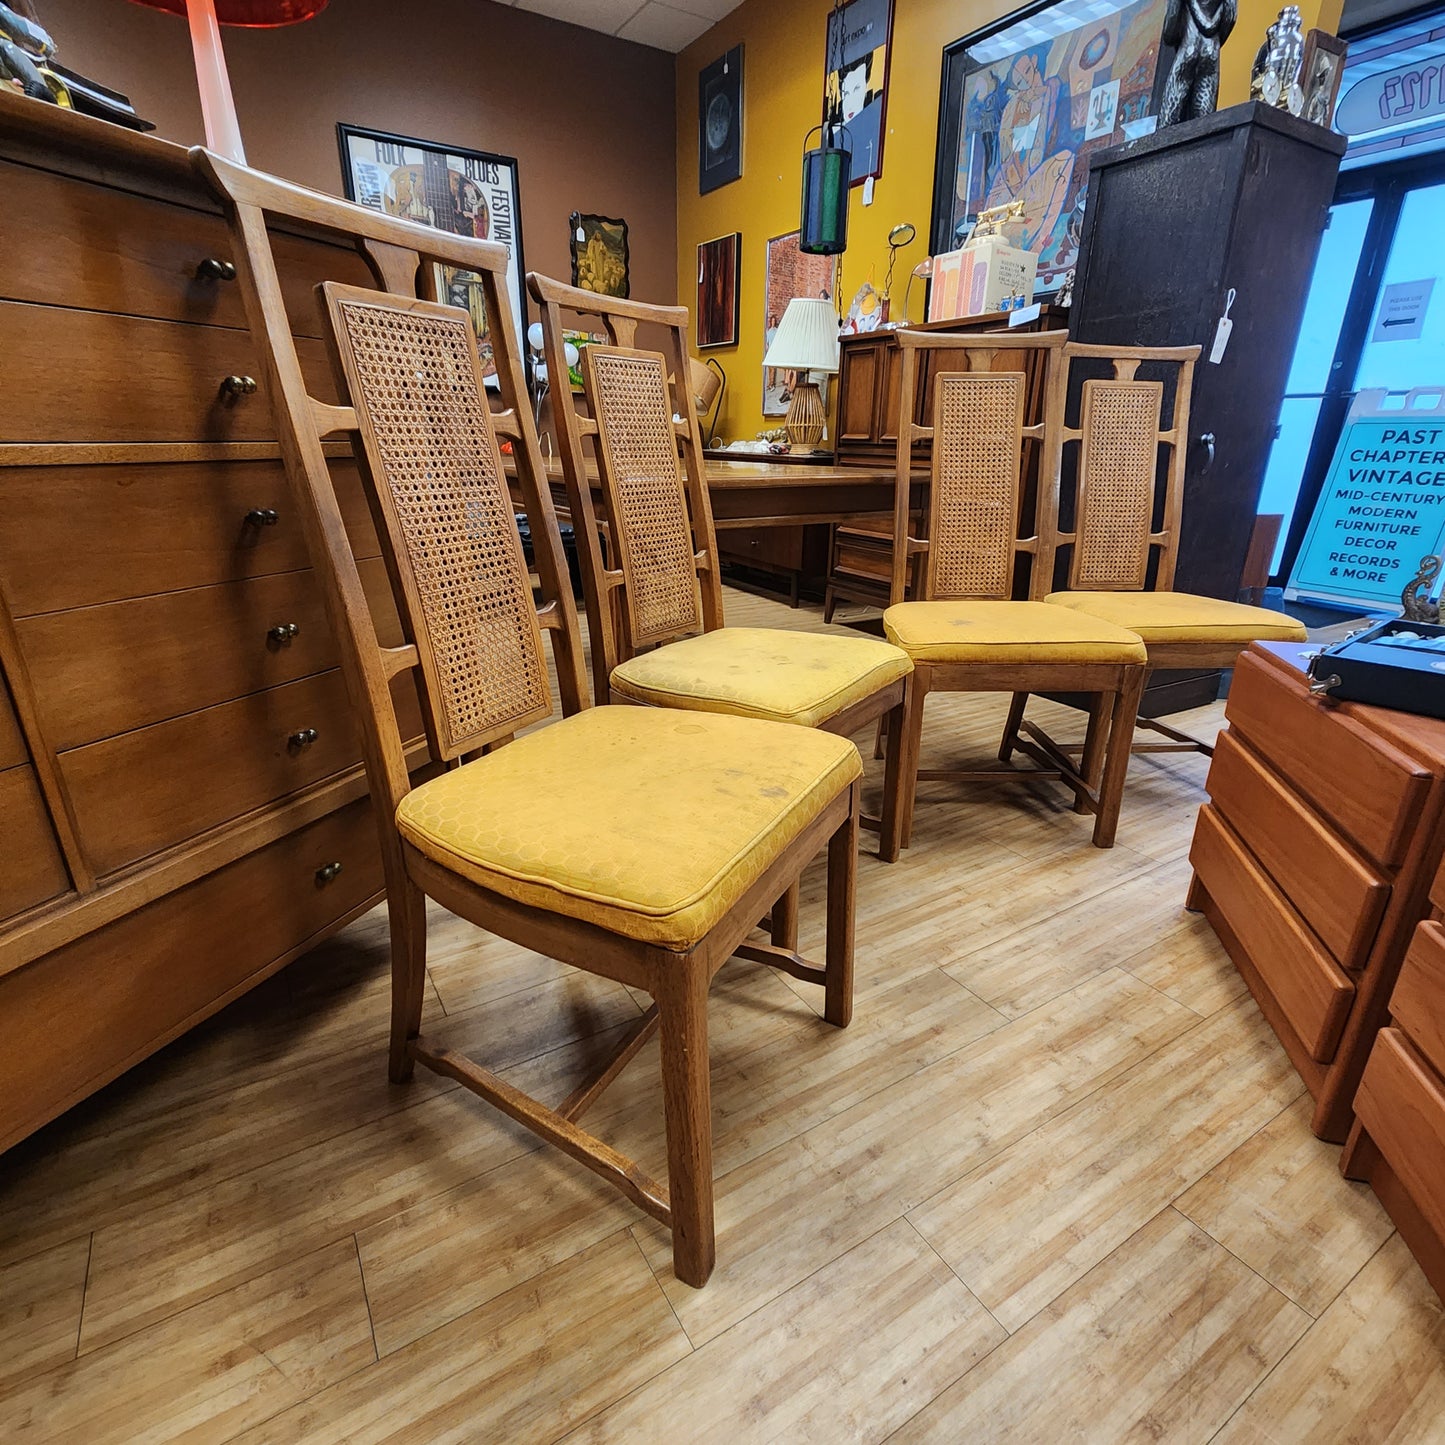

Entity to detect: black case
[1307,619,1445,719]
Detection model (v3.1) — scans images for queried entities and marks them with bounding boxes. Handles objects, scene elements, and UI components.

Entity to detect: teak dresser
[0,93,425,1152]
[1188,642,1445,1142]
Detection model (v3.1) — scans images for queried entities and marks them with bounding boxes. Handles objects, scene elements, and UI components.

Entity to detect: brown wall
[35,0,678,306]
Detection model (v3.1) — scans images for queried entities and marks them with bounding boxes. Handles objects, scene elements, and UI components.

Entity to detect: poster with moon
[945,0,1167,293]
[699,45,744,194]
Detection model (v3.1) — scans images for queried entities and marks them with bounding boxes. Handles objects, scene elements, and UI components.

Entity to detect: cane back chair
[1039,342,1306,758]
[527,272,912,866]
[198,152,862,1289]
[880,329,1148,850]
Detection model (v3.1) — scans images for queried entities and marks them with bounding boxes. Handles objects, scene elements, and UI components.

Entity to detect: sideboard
[0,92,424,1153]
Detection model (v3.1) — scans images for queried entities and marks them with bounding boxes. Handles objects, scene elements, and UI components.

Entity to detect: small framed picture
[569,212,630,299]
[696,232,741,349]
[699,44,744,194]
[1300,30,1348,129]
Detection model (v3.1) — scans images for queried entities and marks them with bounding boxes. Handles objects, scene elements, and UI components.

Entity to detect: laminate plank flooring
[1,588,1440,1442]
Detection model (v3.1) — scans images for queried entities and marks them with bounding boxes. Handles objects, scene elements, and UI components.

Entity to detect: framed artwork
[762,231,837,416]
[569,212,630,299]
[699,44,744,194]
[823,0,894,184]
[1300,30,1348,129]
[337,123,526,381]
[696,232,741,349]
[930,0,1172,294]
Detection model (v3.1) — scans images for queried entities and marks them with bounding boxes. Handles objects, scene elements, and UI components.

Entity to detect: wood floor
[3,588,1442,1443]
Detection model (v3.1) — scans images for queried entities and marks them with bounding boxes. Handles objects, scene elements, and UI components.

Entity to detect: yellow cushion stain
[395,706,861,950]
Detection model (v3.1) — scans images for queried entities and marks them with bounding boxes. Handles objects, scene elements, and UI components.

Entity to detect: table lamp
[127,0,328,163]
[762,297,838,448]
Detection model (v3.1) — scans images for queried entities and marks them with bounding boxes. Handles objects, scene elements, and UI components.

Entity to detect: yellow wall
[675,0,1342,444]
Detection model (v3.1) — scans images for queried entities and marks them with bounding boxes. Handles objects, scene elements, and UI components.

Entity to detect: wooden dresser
[0,94,422,1152]
[1188,642,1445,1142]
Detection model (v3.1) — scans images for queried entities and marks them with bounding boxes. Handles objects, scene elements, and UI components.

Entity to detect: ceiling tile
[616,1,712,50]
[668,0,745,19]
[512,0,639,33]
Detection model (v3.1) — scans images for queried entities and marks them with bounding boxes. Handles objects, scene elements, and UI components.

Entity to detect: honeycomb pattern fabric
[394,706,861,949]
[1073,379,1164,590]
[334,297,550,756]
[929,371,1026,600]
[586,347,705,647]
[1045,591,1308,644]
[609,627,911,728]
[883,600,1146,665]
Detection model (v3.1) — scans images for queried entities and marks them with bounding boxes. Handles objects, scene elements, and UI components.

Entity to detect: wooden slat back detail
[1073,378,1165,590]
[324,287,552,758]
[928,369,1026,600]
[583,345,704,646]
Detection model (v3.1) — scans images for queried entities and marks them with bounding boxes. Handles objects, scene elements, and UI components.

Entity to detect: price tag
[862,175,875,206]
[1209,287,1236,364]
[1008,302,1043,327]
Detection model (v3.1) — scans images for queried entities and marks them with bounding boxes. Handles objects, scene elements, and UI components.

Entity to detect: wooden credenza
[0,93,424,1152]
[1187,642,1445,1143]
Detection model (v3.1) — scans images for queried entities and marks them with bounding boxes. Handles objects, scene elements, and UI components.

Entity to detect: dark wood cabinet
[1069,102,1345,712]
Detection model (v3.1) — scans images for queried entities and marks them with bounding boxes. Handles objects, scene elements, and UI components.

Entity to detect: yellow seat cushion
[1044,591,1308,644]
[395,706,861,950]
[609,627,911,728]
[882,600,1146,665]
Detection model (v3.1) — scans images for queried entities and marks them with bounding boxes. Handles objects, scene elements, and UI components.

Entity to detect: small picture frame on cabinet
[1300,30,1348,129]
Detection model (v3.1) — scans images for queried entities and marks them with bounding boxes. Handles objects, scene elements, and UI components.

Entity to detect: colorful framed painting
[699,44,744,194]
[762,231,837,416]
[697,232,741,349]
[823,0,894,184]
[337,123,526,381]
[569,212,630,299]
[929,0,1172,294]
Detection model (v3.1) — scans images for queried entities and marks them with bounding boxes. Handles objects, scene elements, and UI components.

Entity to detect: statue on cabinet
[1159,0,1237,125]
[1402,555,1443,625]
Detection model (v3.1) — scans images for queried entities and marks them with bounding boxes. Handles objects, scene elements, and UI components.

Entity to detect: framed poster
[570,212,630,299]
[823,0,894,184]
[337,123,527,381]
[930,0,1171,294]
[699,44,744,194]
[763,231,836,416]
[697,232,741,349]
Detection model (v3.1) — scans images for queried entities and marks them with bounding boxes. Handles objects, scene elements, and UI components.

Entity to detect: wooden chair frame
[887,328,1145,849]
[1033,341,1215,758]
[196,150,859,1290]
[528,271,908,864]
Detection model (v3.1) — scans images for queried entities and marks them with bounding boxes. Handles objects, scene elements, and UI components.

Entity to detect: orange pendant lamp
[128,0,329,162]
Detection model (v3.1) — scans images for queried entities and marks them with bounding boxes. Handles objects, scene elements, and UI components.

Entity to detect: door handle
[1198,432,1216,472]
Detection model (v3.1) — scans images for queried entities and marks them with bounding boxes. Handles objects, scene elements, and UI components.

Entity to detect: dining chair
[881,328,1148,850]
[1038,341,1307,759]
[198,152,862,1290]
[527,272,912,870]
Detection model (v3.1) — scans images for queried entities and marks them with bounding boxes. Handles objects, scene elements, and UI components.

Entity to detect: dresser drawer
[0,764,70,919]
[1225,650,1430,868]
[22,557,406,751]
[0,793,382,1152]
[1353,1027,1445,1253]
[0,678,24,771]
[1192,803,1355,1062]
[0,159,374,336]
[57,668,400,876]
[0,458,378,615]
[0,302,339,443]
[1391,921,1445,1080]
[720,527,805,570]
[1206,731,1390,970]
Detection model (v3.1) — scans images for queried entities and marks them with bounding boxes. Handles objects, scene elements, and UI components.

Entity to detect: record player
[1307,618,1445,719]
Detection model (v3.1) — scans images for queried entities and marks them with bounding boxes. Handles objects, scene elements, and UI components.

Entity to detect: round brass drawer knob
[287,727,319,751]
[196,257,237,281]
[245,508,280,528]
[267,622,301,645]
[221,374,258,397]
[315,861,344,885]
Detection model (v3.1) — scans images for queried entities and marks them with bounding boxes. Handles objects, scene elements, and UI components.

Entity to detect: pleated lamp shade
[128,0,329,162]
[762,298,840,375]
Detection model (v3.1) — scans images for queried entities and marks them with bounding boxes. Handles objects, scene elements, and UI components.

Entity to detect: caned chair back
[890,329,1069,606]
[1047,342,1201,593]
[194,151,588,848]
[528,273,723,699]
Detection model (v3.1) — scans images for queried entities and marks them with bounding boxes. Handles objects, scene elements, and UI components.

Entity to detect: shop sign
[1336,60,1445,137]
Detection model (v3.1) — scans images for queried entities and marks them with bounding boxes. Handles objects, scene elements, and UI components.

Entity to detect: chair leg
[873,714,887,761]
[388,877,429,1084]
[823,586,838,624]
[878,696,906,864]
[998,691,1029,763]
[770,883,799,951]
[1073,693,1110,815]
[825,783,859,1026]
[656,958,715,1288]
[896,670,928,850]
[1091,667,1144,849]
